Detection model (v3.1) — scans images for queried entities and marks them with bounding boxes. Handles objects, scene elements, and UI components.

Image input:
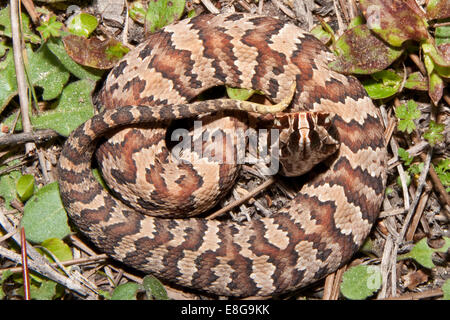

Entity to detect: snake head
[272,112,340,177]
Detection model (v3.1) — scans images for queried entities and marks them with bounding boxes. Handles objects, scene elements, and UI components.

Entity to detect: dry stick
[0,208,88,296]
[271,0,296,19]
[322,272,335,300]
[206,177,276,220]
[382,288,443,300]
[21,0,39,23]
[332,0,346,35]
[405,191,430,242]
[409,53,427,76]
[0,129,59,147]
[0,254,109,275]
[201,0,220,14]
[398,148,433,242]
[10,0,34,154]
[380,105,410,209]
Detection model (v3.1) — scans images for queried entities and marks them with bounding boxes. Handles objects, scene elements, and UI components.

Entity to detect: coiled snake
[57,13,387,297]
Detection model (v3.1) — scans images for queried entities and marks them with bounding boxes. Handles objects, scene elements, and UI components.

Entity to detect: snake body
[58,13,387,297]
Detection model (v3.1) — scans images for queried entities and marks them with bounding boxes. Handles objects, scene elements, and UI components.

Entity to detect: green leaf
[433,159,450,192]
[398,147,413,166]
[0,166,21,210]
[310,24,333,45]
[37,16,63,40]
[145,0,185,33]
[16,174,35,202]
[443,279,450,300]
[111,282,141,300]
[362,70,402,99]
[0,42,70,113]
[0,269,13,299]
[399,237,450,268]
[226,87,255,101]
[41,238,73,263]
[46,38,103,82]
[424,120,445,146]
[30,280,58,300]
[20,182,71,244]
[394,100,420,134]
[404,72,428,91]
[348,16,364,29]
[30,79,96,137]
[67,13,98,38]
[28,43,71,101]
[0,6,41,43]
[129,1,146,24]
[340,265,382,300]
[142,275,169,300]
[0,44,19,113]
[435,25,450,46]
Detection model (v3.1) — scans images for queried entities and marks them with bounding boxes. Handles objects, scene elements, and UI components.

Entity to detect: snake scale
[57,13,387,297]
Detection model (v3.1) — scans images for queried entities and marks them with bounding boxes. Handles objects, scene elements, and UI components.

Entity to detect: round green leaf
[145,0,185,33]
[20,182,71,243]
[340,265,382,300]
[68,13,98,38]
[142,275,168,300]
[226,87,255,101]
[16,174,35,202]
[111,282,141,300]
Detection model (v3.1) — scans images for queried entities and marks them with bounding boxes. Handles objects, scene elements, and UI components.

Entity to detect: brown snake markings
[57,13,387,297]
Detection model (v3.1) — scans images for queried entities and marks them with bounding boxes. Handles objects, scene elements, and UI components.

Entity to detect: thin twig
[10,0,34,154]
[207,177,276,220]
[398,148,433,242]
[381,288,443,300]
[201,0,220,14]
[20,227,30,300]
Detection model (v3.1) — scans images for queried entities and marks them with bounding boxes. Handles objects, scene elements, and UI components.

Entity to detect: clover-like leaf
[424,120,445,146]
[395,100,421,134]
[37,16,63,40]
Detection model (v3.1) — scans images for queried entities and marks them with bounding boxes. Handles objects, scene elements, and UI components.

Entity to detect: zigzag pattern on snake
[57,13,387,297]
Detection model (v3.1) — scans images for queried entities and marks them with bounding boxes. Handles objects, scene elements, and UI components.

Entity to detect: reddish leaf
[438,44,450,63]
[359,0,430,46]
[426,0,450,20]
[428,72,444,105]
[62,35,130,70]
[404,72,428,91]
[330,24,403,74]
